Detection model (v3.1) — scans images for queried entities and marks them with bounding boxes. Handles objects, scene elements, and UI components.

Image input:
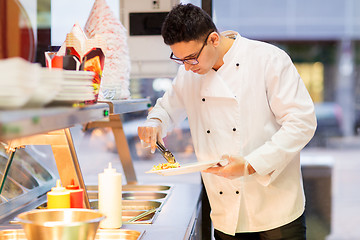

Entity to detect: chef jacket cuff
[147,114,169,139]
[245,157,273,186]
[252,173,272,186]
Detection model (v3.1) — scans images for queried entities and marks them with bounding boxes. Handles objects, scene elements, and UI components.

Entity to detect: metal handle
[0,149,16,195]
[156,141,166,153]
[126,208,157,223]
[9,220,20,225]
[155,142,176,163]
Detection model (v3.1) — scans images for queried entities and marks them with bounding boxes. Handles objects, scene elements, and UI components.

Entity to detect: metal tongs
[156,141,176,163]
[126,208,157,223]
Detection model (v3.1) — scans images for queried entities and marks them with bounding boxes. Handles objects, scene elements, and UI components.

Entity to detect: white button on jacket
[147,31,317,235]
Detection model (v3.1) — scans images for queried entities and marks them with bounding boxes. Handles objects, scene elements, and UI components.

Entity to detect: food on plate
[151,162,180,171]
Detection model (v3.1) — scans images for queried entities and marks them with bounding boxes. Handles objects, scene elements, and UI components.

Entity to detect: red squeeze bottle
[66,179,84,208]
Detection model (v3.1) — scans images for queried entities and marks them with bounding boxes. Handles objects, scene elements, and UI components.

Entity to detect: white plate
[0,96,31,109]
[0,88,29,96]
[63,70,94,76]
[63,77,94,82]
[63,72,94,79]
[54,95,95,101]
[59,86,94,93]
[63,80,94,87]
[146,159,227,176]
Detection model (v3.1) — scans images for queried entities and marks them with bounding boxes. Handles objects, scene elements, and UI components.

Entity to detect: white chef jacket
[147,31,317,235]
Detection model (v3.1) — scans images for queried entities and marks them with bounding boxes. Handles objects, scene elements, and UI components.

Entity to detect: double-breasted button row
[206,128,237,134]
[219,191,240,195]
[202,96,237,134]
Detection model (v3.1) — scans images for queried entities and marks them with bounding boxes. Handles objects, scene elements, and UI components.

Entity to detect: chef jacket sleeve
[147,67,188,138]
[245,49,317,186]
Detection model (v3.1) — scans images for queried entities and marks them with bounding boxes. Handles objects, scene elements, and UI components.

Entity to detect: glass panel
[0,150,38,190]
[0,146,54,187]
[0,155,24,200]
[0,173,24,200]
[14,148,53,183]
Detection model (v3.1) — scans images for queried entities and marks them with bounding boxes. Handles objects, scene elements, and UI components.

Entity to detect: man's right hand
[137,118,163,153]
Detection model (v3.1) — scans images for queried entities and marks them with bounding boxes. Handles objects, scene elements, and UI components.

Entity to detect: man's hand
[137,118,163,153]
[202,155,255,179]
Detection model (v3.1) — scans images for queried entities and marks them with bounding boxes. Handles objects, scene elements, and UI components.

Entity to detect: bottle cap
[104,162,116,174]
[66,179,80,190]
[51,179,66,192]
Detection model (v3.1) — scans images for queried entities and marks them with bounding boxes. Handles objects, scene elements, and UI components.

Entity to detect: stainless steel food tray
[86,184,172,224]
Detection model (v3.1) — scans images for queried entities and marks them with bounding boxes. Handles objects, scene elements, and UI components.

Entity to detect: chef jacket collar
[199,31,242,99]
[221,31,242,66]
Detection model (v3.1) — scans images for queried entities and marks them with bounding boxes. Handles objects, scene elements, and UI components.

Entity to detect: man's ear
[209,32,220,47]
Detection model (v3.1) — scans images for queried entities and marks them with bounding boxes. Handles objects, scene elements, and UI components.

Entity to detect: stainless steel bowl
[15,209,105,240]
[0,229,144,240]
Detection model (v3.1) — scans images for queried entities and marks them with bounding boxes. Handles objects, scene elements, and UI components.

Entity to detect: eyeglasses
[170,31,213,65]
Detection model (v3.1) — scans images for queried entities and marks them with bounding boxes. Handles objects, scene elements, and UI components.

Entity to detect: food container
[14,209,105,240]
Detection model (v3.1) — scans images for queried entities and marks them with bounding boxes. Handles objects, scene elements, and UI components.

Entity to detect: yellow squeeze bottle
[47,179,70,209]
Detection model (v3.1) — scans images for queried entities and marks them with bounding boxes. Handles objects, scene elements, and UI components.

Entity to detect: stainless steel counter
[0,99,205,240]
[0,182,203,240]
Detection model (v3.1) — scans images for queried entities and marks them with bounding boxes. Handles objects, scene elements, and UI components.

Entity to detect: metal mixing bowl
[14,209,105,240]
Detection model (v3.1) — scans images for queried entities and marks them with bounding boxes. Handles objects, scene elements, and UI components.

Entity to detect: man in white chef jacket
[138,3,317,240]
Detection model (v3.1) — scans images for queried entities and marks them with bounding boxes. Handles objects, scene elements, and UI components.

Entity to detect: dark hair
[161,3,218,45]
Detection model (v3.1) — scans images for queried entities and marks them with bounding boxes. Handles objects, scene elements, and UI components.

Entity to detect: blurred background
[1,0,360,239]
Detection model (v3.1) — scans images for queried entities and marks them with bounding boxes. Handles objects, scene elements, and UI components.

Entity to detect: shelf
[100,98,151,115]
[0,99,150,141]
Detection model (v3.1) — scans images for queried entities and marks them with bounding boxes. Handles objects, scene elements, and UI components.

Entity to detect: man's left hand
[202,155,255,179]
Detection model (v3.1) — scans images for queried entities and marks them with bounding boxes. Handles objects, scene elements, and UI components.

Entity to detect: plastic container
[66,179,84,208]
[98,162,122,228]
[47,179,70,209]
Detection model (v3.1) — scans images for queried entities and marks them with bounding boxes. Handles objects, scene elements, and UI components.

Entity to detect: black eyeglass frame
[169,31,213,65]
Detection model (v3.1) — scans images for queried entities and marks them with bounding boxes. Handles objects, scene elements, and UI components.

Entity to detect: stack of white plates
[0,58,97,109]
[0,58,40,109]
[52,70,95,104]
[26,68,64,107]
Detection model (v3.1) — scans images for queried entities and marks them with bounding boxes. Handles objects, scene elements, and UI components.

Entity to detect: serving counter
[0,99,149,206]
[0,182,203,240]
[0,99,205,240]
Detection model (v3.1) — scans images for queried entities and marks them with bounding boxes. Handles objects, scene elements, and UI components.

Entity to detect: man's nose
[184,62,192,71]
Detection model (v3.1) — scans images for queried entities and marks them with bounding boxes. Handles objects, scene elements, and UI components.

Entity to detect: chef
[138,3,317,240]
